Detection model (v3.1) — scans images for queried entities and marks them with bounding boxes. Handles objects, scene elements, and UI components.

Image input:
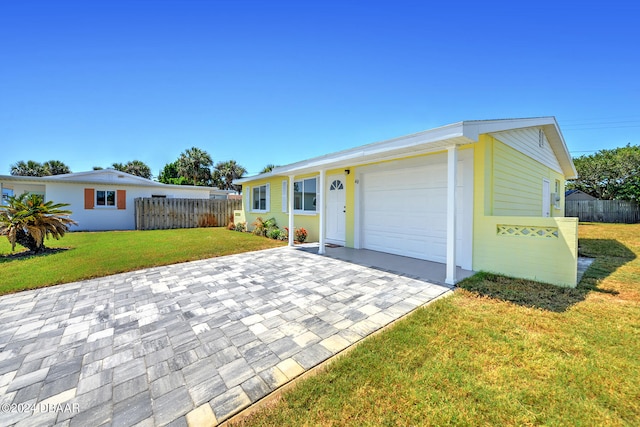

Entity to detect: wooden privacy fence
[135,198,242,230]
[565,200,640,223]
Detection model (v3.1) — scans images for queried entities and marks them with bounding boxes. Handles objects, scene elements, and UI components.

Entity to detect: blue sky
[1,0,639,177]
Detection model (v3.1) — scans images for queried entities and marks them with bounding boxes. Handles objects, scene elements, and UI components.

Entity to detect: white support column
[318,170,326,254]
[445,145,458,285]
[288,175,295,247]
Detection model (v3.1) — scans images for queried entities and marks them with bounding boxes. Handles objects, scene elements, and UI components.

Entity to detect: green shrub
[267,228,281,239]
[234,222,246,232]
[252,217,279,237]
[264,217,277,229]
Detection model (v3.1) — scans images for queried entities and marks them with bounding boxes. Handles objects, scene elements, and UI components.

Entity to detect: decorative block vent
[497,225,559,238]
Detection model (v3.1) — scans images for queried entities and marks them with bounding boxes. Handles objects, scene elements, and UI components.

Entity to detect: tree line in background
[92,161,152,179]
[9,159,154,179]
[8,147,276,192]
[567,143,640,201]
[10,160,72,177]
[11,144,640,201]
[12,143,639,199]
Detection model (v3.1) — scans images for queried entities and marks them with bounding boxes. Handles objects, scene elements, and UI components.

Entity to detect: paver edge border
[218,288,455,427]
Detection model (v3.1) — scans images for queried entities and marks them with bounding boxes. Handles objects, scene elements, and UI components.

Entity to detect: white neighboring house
[0,169,233,231]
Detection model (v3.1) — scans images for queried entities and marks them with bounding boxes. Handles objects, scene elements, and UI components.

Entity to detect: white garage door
[360,152,472,268]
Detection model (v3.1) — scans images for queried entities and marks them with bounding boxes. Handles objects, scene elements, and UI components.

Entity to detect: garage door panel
[364,232,446,262]
[361,156,468,265]
[366,207,443,222]
[367,167,446,189]
[364,223,441,239]
[365,190,445,211]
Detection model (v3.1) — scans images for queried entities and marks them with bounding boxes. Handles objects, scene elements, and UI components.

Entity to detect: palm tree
[10,160,48,177]
[124,160,152,179]
[213,160,247,191]
[43,160,71,175]
[177,147,213,186]
[0,193,77,253]
[260,164,278,174]
[111,160,152,179]
[111,162,126,172]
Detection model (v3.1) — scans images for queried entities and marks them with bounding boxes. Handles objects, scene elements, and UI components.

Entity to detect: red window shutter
[84,188,95,209]
[117,190,126,210]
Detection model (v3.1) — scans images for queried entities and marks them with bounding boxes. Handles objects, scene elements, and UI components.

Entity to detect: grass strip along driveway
[233,223,640,426]
[0,228,285,295]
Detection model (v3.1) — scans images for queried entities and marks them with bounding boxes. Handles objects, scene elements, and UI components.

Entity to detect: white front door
[326,175,346,244]
[542,179,551,217]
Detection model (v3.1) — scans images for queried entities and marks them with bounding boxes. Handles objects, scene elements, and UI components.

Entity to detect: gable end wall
[491,127,563,174]
[491,136,565,217]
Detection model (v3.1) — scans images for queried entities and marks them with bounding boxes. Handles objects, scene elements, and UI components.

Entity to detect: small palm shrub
[264,217,277,232]
[234,222,246,232]
[0,193,77,253]
[252,217,267,236]
[252,217,278,237]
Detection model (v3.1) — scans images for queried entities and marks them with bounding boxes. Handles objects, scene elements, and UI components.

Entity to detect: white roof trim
[0,169,228,192]
[235,117,577,183]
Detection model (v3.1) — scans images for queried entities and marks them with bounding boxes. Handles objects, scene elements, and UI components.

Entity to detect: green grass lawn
[233,223,640,426]
[0,227,285,295]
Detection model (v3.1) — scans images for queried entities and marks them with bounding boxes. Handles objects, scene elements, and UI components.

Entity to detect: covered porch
[296,244,476,286]
[285,144,467,286]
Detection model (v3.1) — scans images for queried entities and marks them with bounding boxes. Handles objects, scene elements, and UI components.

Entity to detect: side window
[251,184,269,212]
[96,190,116,207]
[294,177,317,212]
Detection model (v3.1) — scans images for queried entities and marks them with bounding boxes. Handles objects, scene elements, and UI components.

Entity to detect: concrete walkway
[0,246,452,427]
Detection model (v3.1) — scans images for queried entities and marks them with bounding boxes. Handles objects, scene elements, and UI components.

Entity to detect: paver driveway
[0,246,451,427]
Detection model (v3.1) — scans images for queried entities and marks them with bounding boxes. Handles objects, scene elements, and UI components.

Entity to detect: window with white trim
[251,184,269,212]
[96,190,116,207]
[294,178,317,212]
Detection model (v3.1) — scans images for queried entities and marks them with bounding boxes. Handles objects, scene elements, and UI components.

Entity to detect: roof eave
[235,122,473,182]
[233,117,578,183]
[540,121,578,179]
[467,117,577,179]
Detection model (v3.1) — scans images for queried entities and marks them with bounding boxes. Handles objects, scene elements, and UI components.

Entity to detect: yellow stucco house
[234,117,579,287]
